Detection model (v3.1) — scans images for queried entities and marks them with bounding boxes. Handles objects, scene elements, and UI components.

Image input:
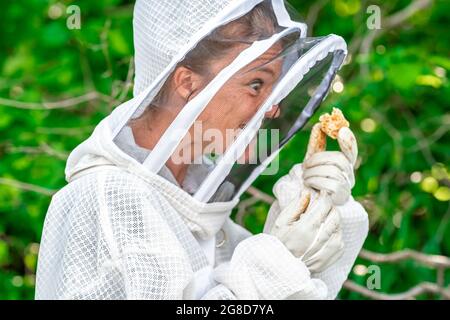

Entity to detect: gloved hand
[265,121,358,273]
[267,188,344,273]
[302,124,357,206]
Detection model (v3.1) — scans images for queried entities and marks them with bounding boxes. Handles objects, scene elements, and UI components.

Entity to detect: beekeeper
[35,0,368,300]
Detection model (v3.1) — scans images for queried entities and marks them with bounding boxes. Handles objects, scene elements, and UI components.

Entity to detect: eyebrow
[241,65,277,78]
[257,67,276,77]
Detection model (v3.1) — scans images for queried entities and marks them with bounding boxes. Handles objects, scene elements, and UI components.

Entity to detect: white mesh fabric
[132,0,233,97]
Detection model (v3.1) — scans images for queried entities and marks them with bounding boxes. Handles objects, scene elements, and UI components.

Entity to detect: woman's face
[192,43,284,162]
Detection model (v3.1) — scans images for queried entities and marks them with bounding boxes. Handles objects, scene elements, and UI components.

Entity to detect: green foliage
[0,0,448,299]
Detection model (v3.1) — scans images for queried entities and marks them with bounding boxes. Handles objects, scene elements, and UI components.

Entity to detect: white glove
[302,126,357,206]
[268,188,344,273]
[265,125,358,273]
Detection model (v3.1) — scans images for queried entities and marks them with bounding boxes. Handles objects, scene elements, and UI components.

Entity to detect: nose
[264,104,280,119]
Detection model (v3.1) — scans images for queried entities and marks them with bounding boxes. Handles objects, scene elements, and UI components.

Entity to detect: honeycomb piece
[319,107,350,139]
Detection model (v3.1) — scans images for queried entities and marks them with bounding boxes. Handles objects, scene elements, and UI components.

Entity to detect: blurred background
[0,0,448,299]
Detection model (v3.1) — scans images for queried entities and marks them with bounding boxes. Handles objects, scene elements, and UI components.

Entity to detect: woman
[35,0,368,299]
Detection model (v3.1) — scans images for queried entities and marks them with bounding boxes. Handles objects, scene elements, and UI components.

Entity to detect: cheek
[236,97,260,120]
[226,88,262,117]
[199,87,262,130]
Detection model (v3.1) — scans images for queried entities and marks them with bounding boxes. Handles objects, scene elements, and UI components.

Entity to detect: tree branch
[247,186,275,204]
[0,177,57,196]
[0,91,118,110]
[359,248,450,269]
[343,279,450,300]
[6,143,69,160]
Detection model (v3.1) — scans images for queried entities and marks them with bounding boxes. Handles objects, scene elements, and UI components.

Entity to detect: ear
[172,66,203,101]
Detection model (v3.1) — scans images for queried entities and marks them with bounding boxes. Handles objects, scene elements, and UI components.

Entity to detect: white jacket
[35,119,369,300]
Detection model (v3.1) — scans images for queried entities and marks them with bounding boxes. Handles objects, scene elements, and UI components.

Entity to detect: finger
[290,190,311,223]
[295,190,331,227]
[302,209,342,263]
[304,163,354,189]
[321,208,341,238]
[304,176,349,196]
[306,236,344,273]
[305,228,345,273]
[273,172,301,208]
[290,191,332,246]
[274,199,300,229]
[337,127,358,166]
[305,176,350,205]
[274,190,311,229]
[303,165,349,184]
[303,151,353,179]
[309,208,341,253]
[304,123,327,161]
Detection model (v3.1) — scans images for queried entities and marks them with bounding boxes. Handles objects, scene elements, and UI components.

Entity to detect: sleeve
[201,234,329,300]
[310,196,369,299]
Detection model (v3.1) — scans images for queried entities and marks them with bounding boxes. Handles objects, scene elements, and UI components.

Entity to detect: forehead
[208,41,284,77]
[241,43,284,75]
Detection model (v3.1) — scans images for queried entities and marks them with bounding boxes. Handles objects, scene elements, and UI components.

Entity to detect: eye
[249,79,264,93]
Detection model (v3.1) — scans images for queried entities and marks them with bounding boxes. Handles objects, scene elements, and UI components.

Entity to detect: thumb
[304,123,327,162]
[337,127,358,167]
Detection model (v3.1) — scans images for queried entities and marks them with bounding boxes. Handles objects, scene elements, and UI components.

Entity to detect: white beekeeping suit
[35,0,368,300]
